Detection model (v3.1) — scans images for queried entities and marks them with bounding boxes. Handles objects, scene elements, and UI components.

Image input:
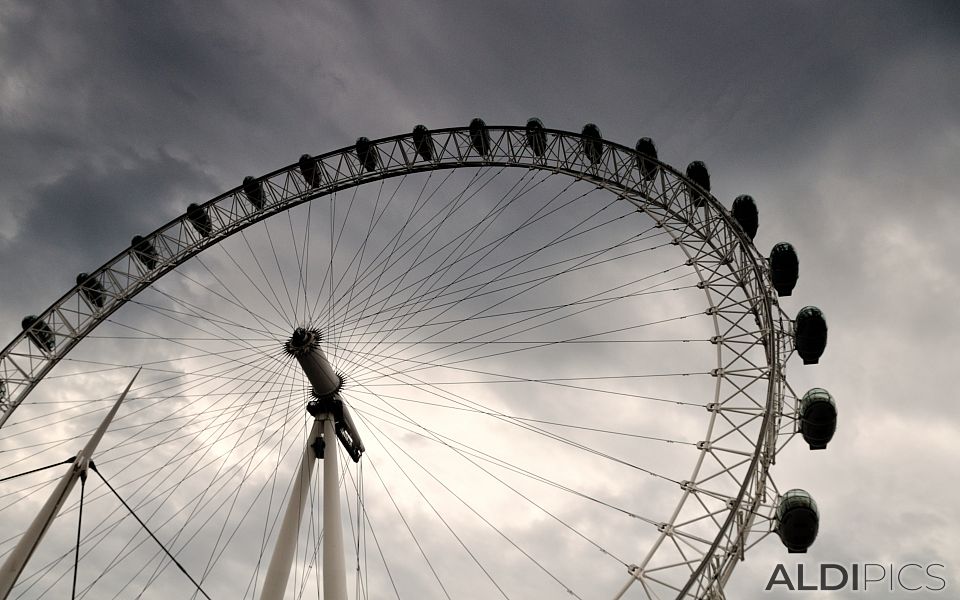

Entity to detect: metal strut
[258,417,324,600]
[0,368,140,600]
[259,330,364,600]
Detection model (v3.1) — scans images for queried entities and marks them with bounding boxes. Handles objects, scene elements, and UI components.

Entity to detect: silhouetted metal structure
[0,121,836,600]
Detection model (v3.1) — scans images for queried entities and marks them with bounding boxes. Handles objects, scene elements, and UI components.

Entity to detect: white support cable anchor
[0,368,140,600]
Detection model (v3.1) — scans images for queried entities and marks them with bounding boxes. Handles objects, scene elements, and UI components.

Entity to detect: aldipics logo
[765,563,947,593]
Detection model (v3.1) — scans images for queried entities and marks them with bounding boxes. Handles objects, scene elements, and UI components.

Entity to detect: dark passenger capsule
[243,176,265,210]
[525,118,547,157]
[186,203,213,237]
[21,315,55,352]
[581,123,603,165]
[469,118,491,155]
[776,489,819,553]
[412,125,435,161]
[769,242,799,296]
[298,154,321,188]
[635,137,659,180]
[131,235,159,270]
[799,388,837,450]
[76,272,106,308]
[685,161,711,207]
[355,137,378,173]
[794,306,828,365]
[731,194,759,240]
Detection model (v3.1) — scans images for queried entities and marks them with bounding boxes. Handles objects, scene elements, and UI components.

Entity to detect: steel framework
[0,124,801,599]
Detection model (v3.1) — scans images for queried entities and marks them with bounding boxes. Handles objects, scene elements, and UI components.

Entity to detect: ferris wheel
[0,120,835,600]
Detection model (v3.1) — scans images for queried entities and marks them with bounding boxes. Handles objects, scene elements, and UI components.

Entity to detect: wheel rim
[0,126,790,599]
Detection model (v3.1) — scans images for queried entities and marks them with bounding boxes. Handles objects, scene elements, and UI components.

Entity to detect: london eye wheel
[0,121,834,599]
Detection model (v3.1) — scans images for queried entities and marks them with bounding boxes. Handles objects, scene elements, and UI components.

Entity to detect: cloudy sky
[1,1,958,599]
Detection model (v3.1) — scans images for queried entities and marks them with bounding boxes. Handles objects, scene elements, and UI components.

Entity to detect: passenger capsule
[412,125,435,161]
[776,489,819,553]
[21,315,55,352]
[469,118,491,155]
[581,123,603,165]
[243,176,265,210]
[794,306,827,365]
[685,161,711,207]
[355,137,378,173]
[298,154,321,188]
[525,118,547,157]
[186,203,213,237]
[799,388,837,450]
[76,272,106,309]
[769,242,799,296]
[131,235,159,270]
[731,194,759,240]
[635,137,659,180]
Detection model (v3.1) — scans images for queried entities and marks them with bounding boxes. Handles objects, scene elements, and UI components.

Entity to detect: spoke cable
[90,464,212,600]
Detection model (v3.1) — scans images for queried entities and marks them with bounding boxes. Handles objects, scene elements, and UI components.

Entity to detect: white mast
[0,368,140,600]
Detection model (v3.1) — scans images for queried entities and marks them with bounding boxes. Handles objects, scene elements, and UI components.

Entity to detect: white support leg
[322,416,347,600]
[0,369,139,600]
[280,329,354,600]
[259,418,323,600]
[258,415,348,600]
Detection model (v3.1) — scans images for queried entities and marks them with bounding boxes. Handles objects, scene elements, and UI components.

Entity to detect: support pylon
[260,329,363,600]
[0,369,140,599]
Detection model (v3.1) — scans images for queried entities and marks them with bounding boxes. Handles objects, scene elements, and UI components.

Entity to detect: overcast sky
[1,1,959,599]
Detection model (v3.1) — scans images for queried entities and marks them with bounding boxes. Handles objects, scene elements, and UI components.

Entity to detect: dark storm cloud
[0,0,292,336]
[0,2,287,140]
[327,1,960,157]
[20,151,209,250]
[0,150,216,328]
[0,1,343,221]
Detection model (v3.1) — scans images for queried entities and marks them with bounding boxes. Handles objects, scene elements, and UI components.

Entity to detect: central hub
[283,327,322,357]
[285,327,342,399]
[285,328,364,463]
